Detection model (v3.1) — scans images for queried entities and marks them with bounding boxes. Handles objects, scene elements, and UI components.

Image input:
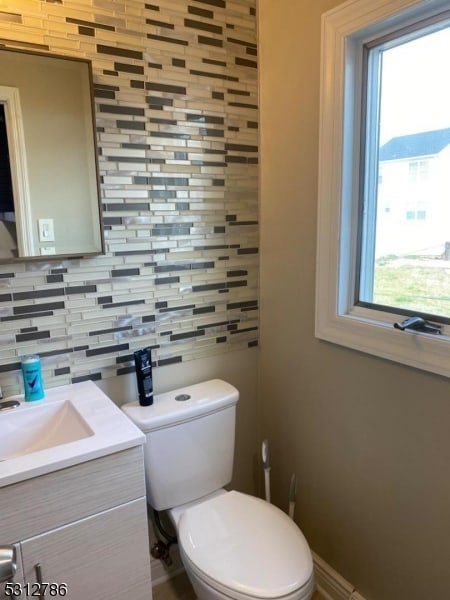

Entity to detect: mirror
[0,48,103,261]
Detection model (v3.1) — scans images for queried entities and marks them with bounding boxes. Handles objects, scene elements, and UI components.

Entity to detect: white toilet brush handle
[262,439,271,503]
[264,468,271,504]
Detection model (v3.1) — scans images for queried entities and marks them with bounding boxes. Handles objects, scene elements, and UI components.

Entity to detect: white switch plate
[38,218,55,242]
[40,246,56,255]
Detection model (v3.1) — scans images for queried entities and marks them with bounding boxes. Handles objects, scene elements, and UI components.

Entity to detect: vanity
[0,382,152,599]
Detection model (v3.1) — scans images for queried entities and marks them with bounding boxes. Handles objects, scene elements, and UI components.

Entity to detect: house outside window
[375,129,450,259]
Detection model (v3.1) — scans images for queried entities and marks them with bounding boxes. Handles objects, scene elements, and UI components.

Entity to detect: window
[316,0,450,378]
[408,160,429,183]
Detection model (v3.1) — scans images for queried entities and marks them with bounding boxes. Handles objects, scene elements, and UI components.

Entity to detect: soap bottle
[21,355,45,401]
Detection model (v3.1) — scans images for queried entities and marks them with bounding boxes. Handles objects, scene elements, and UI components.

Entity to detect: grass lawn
[373,257,450,317]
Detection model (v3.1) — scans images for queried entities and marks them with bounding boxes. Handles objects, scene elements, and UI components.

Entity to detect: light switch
[38,218,55,242]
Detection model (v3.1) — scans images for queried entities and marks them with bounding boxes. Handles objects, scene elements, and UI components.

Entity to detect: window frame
[316,0,450,378]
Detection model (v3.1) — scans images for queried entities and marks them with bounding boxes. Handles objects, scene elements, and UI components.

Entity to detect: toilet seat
[177,491,314,600]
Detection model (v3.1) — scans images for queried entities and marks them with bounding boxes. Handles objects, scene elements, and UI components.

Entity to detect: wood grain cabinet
[0,447,152,600]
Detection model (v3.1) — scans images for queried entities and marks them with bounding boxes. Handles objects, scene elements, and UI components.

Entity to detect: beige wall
[258,2,450,599]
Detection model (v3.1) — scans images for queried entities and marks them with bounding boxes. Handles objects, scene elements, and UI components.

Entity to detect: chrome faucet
[0,387,20,411]
[0,401,20,411]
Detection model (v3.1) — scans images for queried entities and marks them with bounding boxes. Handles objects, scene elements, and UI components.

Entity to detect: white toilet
[122,379,314,600]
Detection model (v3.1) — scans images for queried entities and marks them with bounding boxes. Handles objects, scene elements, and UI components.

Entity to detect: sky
[379,25,450,144]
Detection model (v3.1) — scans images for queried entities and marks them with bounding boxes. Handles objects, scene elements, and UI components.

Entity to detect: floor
[152,571,325,600]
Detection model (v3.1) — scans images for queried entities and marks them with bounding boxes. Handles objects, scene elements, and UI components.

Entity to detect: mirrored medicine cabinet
[0,47,104,262]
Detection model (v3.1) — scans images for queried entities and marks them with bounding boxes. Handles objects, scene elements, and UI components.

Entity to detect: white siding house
[376,127,450,258]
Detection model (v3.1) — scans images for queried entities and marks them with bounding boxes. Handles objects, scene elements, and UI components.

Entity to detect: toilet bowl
[170,490,314,600]
[121,379,314,600]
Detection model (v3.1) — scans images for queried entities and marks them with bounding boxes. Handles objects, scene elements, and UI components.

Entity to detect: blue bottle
[21,355,45,401]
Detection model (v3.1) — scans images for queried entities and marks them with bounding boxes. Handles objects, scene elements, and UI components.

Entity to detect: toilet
[122,379,314,600]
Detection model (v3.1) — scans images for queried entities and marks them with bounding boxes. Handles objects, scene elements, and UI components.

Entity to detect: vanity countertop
[0,380,144,487]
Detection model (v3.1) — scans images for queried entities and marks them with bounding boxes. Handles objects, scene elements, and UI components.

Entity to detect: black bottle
[134,347,153,406]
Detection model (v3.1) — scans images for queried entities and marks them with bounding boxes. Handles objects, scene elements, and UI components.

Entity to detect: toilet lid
[178,491,313,599]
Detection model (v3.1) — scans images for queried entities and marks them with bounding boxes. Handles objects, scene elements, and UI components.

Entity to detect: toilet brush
[288,473,297,520]
[262,439,271,503]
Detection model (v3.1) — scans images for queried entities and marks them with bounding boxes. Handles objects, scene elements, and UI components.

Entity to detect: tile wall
[0,0,258,396]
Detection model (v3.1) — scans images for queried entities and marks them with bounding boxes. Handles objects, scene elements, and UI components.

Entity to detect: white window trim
[316,0,450,378]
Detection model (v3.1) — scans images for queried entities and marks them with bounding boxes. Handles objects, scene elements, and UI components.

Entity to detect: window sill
[316,307,450,378]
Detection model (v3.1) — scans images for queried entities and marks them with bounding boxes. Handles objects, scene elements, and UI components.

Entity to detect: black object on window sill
[393,316,442,335]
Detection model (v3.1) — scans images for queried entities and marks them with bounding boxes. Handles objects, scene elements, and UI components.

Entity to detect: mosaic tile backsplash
[0,0,258,397]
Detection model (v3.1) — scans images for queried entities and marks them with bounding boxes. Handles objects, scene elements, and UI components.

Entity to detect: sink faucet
[0,401,20,411]
[0,387,20,411]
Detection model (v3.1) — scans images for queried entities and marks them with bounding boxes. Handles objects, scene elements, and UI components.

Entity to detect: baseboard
[151,541,366,599]
[312,551,366,600]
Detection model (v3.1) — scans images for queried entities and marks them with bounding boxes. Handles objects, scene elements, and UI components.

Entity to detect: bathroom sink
[0,399,93,461]
[0,380,145,487]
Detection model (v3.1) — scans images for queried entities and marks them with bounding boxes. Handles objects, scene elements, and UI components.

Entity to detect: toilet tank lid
[121,379,239,432]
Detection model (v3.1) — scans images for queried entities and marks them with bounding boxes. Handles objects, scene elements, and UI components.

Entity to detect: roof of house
[379,127,450,161]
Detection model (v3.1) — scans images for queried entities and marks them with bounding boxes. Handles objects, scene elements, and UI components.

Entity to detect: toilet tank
[121,379,239,511]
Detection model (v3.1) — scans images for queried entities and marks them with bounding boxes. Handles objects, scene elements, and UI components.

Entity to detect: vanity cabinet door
[20,498,152,600]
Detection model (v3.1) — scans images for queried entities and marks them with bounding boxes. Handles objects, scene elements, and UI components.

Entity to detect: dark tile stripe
[99,104,145,116]
[86,343,129,357]
[170,330,205,341]
[97,44,143,59]
[67,17,115,31]
[13,288,64,301]
[198,36,223,47]
[193,0,225,7]
[147,34,188,46]
[65,285,97,295]
[184,18,222,34]
[16,331,50,342]
[13,302,65,315]
[188,6,214,18]
[146,18,174,29]
[158,356,182,366]
[236,57,257,68]
[227,36,257,49]
[191,68,238,82]
[114,62,145,74]
[111,268,140,277]
[146,82,187,95]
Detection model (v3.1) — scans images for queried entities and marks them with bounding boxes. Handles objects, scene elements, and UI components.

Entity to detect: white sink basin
[0,380,145,487]
[0,399,93,461]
